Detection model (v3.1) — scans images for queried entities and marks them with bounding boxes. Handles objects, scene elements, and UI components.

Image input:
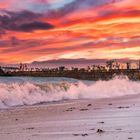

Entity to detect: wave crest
[0,76,140,108]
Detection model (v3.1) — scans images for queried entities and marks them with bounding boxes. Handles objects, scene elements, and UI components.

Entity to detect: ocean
[0,76,139,109]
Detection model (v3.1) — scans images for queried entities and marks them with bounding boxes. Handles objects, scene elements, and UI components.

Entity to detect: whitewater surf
[0,76,140,108]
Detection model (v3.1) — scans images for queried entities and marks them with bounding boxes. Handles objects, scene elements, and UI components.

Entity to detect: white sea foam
[0,76,140,108]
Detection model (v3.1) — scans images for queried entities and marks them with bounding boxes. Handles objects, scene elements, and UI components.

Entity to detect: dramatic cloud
[17,22,54,32]
[0,0,139,64]
[0,10,54,34]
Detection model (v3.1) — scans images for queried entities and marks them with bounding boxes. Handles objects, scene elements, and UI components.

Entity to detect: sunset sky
[0,0,140,65]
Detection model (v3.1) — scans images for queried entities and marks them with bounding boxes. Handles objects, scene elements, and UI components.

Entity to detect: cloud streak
[0,0,140,64]
[0,10,54,34]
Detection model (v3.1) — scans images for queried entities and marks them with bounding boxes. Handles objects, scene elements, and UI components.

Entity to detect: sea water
[0,76,139,108]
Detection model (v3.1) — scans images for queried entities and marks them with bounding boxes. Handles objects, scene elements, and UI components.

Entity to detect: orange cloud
[0,0,140,64]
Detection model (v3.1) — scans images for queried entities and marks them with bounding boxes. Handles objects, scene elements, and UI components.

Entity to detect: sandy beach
[0,94,140,140]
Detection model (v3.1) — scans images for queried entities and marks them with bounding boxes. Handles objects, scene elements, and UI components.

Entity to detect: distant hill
[31,58,135,68]
[31,58,108,68]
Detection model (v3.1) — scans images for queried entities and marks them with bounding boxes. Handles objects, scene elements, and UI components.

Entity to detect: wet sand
[0,95,140,140]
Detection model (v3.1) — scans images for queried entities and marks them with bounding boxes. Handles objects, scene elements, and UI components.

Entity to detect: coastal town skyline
[0,0,140,64]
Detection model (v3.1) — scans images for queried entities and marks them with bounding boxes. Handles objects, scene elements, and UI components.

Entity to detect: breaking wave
[0,76,140,108]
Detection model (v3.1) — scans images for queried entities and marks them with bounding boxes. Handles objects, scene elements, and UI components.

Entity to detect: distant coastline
[1,60,140,81]
[0,69,140,81]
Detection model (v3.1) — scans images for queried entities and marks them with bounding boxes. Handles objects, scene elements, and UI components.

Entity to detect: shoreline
[1,69,140,81]
[0,94,140,140]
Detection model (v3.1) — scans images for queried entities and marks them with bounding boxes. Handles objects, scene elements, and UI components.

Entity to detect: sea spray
[0,76,140,108]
